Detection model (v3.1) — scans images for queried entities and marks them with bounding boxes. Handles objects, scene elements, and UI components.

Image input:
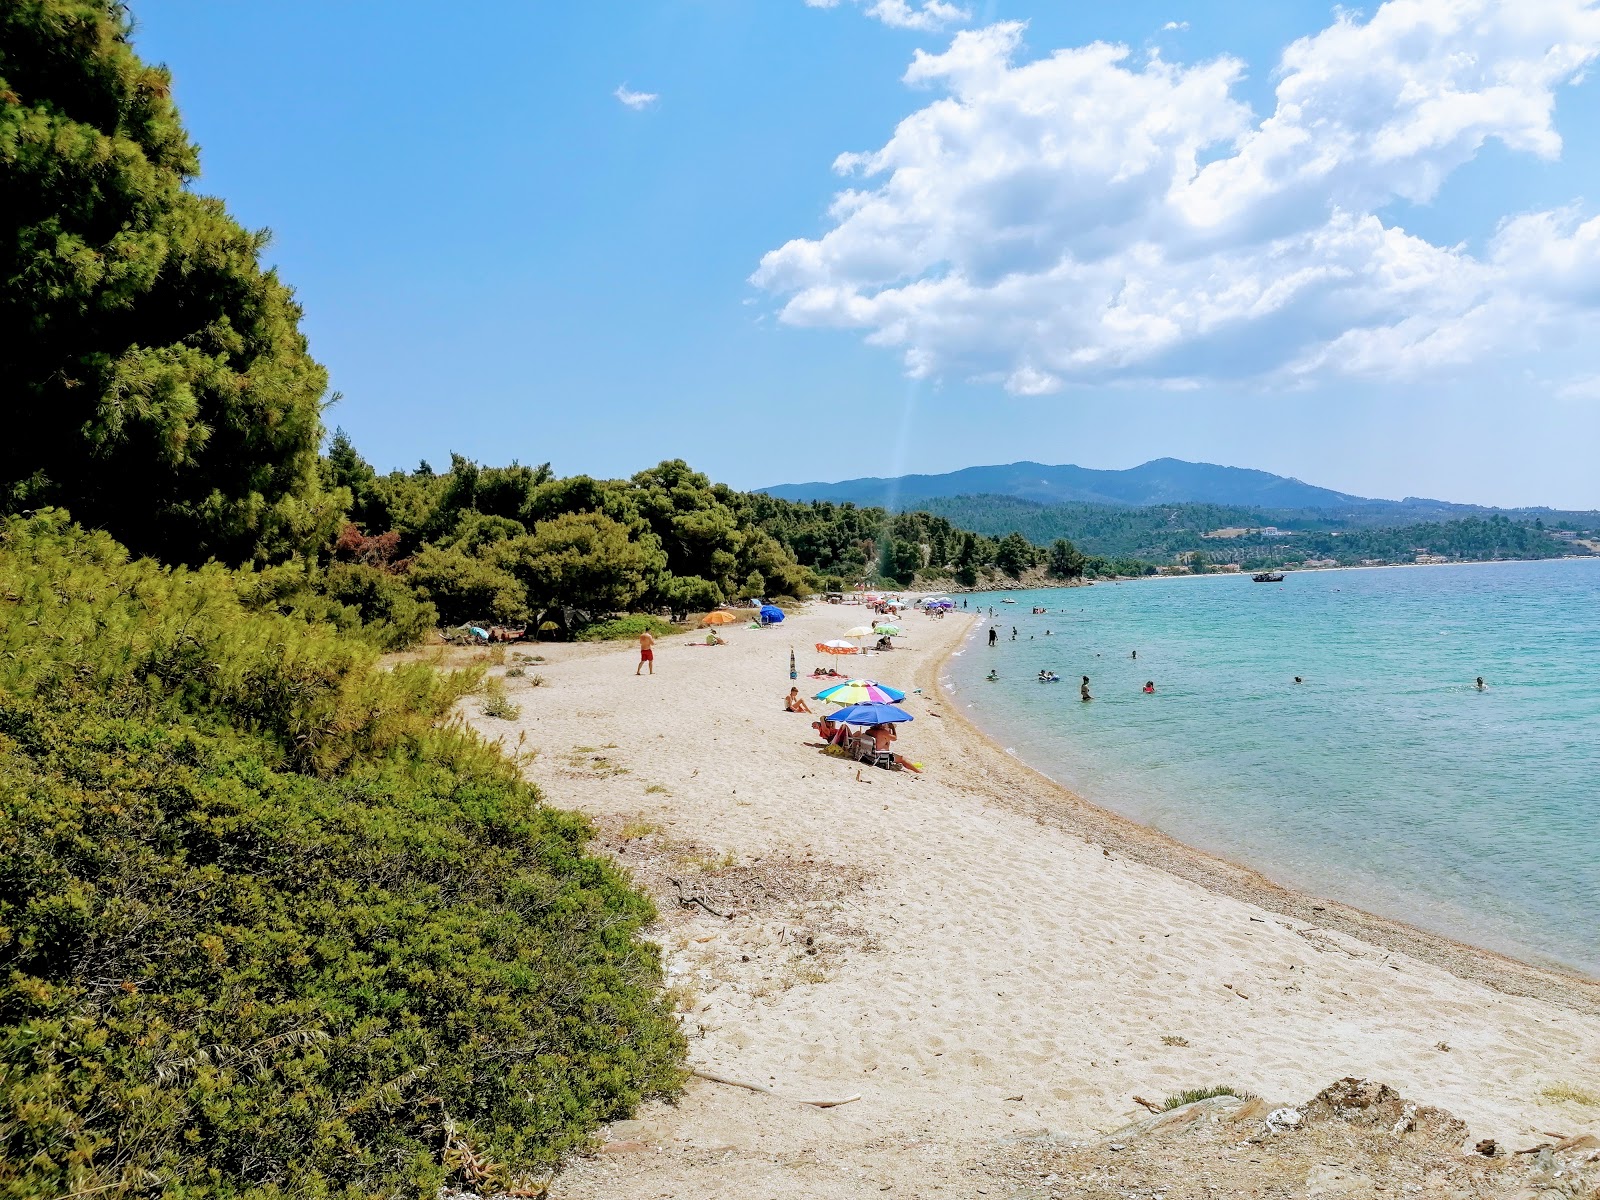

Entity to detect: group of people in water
[984,631,1491,697]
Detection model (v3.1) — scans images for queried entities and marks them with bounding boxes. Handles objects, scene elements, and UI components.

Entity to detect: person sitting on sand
[813,714,847,744]
[785,687,813,714]
[1080,675,1092,701]
[1143,680,1155,694]
[705,631,726,646]
[867,722,896,753]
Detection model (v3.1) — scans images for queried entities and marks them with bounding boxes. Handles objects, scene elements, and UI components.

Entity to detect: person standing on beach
[636,630,655,675]
[1080,675,1092,701]
[989,626,998,647]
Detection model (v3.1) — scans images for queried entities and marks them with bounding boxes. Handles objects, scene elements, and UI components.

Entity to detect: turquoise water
[945,559,1600,977]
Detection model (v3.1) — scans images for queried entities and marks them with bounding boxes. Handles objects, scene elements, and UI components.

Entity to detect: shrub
[1162,1086,1247,1110]
[481,676,521,720]
[0,513,684,1197]
[319,562,439,648]
[409,544,528,625]
[574,614,678,642]
[237,560,437,651]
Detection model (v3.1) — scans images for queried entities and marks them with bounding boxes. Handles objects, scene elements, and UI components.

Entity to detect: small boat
[1252,571,1286,583]
[1000,598,1016,604]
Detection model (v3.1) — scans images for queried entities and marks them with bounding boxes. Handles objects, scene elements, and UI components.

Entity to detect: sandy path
[460,604,1600,1199]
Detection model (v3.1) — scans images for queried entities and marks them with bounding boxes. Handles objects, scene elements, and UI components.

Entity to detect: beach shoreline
[925,613,1600,1007]
[458,602,1600,1199]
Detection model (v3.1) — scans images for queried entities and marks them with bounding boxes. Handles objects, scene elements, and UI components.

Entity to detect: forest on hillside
[920,495,1595,568]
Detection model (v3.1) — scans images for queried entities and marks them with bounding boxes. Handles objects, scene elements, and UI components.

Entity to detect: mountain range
[760,458,1587,518]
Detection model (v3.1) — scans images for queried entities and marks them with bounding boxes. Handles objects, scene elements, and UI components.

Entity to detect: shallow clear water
[944,560,1600,977]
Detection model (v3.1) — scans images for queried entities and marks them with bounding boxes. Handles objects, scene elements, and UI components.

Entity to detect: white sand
[461,604,1600,1199]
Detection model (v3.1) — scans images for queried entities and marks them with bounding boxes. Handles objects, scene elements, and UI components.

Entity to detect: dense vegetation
[0,7,692,1195]
[0,0,344,566]
[0,512,684,1196]
[314,444,1079,630]
[919,495,1593,570]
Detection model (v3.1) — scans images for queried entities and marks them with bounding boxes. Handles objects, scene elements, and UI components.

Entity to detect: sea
[943,558,1600,978]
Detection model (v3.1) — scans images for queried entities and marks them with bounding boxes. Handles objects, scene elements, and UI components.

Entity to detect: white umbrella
[843,625,875,638]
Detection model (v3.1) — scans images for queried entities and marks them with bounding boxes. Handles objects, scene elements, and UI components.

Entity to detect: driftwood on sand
[691,1068,861,1108]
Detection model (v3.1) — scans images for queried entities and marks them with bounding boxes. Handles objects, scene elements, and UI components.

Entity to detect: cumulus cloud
[1161,20,1189,31]
[754,1,1600,393]
[613,84,658,110]
[805,0,971,32]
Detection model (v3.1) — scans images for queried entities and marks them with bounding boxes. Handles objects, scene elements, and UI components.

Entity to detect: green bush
[408,544,529,626]
[318,562,439,649]
[574,615,678,642]
[235,560,437,651]
[0,513,684,1197]
[480,676,522,720]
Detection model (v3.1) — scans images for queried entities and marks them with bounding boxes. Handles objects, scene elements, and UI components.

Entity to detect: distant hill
[760,458,1384,510]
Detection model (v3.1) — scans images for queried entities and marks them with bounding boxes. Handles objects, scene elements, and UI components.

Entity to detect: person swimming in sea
[1475,676,1487,691]
[1294,676,1303,684]
[1080,675,1092,701]
[1142,680,1155,694]
[986,669,999,681]
[1131,649,1137,660]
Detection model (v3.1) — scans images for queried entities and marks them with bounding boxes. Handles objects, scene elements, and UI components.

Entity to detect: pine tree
[0,1,342,563]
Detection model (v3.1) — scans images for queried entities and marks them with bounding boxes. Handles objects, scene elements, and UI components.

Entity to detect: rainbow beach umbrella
[814,679,908,704]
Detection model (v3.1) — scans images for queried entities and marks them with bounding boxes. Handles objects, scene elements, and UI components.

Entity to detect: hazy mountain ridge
[761,458,1597,521]
[761,458,1383,510]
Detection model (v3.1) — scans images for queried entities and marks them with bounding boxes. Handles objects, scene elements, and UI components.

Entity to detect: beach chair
[853,737,898,770]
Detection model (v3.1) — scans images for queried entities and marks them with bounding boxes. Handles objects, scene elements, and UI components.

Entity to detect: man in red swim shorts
[636,629,654,675]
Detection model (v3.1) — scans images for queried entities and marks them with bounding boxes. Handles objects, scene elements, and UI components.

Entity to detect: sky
[128,0,1600,509]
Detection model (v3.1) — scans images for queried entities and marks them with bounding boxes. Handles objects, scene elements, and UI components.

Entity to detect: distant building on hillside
[1414,553,1449,565]
[1204,525,1293,539]
[1552,529,1579,541]
[1303,558,1338,568]
[1156,564,1192,575]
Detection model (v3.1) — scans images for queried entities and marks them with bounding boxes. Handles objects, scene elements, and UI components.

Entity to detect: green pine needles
[0,513,685,1197]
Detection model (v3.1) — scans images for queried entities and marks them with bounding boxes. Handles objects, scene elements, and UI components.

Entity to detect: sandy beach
[460,603,1600,1199]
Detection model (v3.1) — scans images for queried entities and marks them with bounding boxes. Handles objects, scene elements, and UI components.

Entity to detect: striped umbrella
[814,679,908,704]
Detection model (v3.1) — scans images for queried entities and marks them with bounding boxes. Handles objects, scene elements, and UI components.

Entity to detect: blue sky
[130,0,1600,508]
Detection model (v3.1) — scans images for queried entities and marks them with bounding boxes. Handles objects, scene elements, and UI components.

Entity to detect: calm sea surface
[944,559,1600,977]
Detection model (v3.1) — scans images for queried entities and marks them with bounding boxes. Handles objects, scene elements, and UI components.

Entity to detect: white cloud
[1557,373,1600,400]
[806,0,971,32]
[754,1,1600,393]
[614,84,659,110]
[1162,20,1190,31]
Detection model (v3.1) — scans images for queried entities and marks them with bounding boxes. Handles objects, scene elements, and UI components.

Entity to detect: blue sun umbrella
[759,604,785,624]
[827,702,914,726]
